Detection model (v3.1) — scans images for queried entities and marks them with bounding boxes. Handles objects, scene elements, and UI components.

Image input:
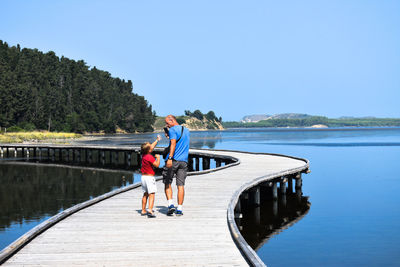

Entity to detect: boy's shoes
[175,210,183,216]
[147,212,156,218]
[167,205,176,216]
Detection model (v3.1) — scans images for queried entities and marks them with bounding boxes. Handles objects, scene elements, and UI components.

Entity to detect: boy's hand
[155,154,160,159]
[156,135,161,141]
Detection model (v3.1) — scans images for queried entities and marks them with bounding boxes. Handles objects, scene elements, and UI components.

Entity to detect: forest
[0,41,155,133]
[223,116,400,128]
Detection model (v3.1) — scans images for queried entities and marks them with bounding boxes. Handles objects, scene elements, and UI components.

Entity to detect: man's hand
[166,159,172,168]
[156,135,161,142]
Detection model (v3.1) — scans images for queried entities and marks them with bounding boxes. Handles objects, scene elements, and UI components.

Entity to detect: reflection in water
[237,188,311,251]
[0,161,137,249]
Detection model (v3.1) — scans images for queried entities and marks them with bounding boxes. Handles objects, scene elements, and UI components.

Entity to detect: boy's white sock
[168,199,174,207]
[177,205,183,211]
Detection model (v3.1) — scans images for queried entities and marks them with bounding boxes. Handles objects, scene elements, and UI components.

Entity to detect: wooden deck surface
[3,150,308,266]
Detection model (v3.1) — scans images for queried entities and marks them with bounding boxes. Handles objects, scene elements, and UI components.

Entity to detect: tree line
[223,116,400,128]
[0,41,155,133]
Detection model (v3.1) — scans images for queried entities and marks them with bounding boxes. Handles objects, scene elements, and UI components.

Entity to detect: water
[2,127,400,266]
[0,163,141,251]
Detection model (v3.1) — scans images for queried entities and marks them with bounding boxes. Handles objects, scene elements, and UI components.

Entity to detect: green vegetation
[154,110,223,131]
[223,116,400,128]
[0,41,155,133]
[0,131,82,143]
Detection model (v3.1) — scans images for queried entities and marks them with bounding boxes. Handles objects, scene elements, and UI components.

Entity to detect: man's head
[165,115,179,128]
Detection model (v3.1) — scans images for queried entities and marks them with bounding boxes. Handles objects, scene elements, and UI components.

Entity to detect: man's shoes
[167,205,176,216]
[175,210,183,216]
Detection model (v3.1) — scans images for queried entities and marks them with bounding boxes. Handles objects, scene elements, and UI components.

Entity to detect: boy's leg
[148,193,155,213]
[141,192,148,214]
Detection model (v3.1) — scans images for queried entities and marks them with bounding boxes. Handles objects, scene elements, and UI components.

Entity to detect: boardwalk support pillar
[250,186,260,206]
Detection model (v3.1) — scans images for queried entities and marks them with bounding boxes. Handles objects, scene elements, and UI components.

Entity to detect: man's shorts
[162,160,188,186]
[141,175,157,194]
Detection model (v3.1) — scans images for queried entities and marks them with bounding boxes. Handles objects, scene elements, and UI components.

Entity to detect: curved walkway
[3,149,308,266]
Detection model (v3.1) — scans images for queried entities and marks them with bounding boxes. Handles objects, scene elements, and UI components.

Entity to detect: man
[162,115,190,216]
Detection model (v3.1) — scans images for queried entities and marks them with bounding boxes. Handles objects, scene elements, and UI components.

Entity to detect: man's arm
[166,138,176,168]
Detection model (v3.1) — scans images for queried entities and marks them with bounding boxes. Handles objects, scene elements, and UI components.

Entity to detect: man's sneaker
[175,210,183,216]
[167,205,175,216]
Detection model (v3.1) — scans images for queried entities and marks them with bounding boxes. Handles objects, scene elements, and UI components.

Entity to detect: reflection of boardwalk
[3,150,308,266]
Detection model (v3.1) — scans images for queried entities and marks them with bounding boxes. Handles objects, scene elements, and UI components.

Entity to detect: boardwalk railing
[0,144,237,172]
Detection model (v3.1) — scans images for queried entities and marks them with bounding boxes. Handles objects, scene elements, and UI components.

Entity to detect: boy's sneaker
[167,205,175,216]
[175,210,183,216]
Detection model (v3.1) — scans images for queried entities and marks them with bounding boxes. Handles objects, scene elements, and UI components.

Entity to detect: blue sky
[1,0,399,121]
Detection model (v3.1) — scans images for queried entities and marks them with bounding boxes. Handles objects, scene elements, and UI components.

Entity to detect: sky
[1,0,399,121]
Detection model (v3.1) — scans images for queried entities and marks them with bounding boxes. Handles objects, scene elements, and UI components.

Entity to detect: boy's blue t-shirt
[167,125,190,162]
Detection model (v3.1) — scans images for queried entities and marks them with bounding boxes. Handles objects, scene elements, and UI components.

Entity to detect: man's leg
[177,185,184,205]
[162,165,175,215]
[175,161,187,216]
[164,183,173,202]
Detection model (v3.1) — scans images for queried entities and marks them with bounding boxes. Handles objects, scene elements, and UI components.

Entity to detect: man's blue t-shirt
[167,125,190,162]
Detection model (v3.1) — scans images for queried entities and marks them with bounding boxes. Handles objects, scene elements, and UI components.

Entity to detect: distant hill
[153,110,224,131]
[241,113,312,123]
[224,114,400,128]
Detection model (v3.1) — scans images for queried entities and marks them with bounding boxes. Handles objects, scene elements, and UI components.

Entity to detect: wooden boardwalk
[2,149,308,266]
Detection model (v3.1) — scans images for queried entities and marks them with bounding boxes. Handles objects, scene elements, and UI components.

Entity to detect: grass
[0,131,82,143]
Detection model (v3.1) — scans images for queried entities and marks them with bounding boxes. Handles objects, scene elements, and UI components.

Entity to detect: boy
[140,135,161,218]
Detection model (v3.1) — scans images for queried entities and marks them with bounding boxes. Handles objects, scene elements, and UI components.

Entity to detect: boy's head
[141,142,152,154]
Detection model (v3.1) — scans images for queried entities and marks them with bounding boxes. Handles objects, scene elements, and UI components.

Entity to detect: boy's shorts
[162,160,188,186]
[141,175,157,194]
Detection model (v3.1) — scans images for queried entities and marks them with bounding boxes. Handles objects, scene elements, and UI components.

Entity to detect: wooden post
[215,159,221,168]
[272,182,278,200]
[280,192,287,207]
[250,187,260,206]
[202,157,210,170]
[101,151,105,165]
[195,157,200,171]
[115,151,119,165]
[21,147,24,158]
[188,157,194,171]
[287,177,293,194]
[280,178,287,195]
[88,149,92,164]
[295,173,302,189]
[6,147,9,157]
[51,149,55,162]
[38,148,42,159]
[296,187,302,203]
[273,199,278,217]
[0,147,3,158]
[253,206,261,225]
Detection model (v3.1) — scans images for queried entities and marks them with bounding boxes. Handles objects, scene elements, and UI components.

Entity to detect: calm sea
[1,127,400,266]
